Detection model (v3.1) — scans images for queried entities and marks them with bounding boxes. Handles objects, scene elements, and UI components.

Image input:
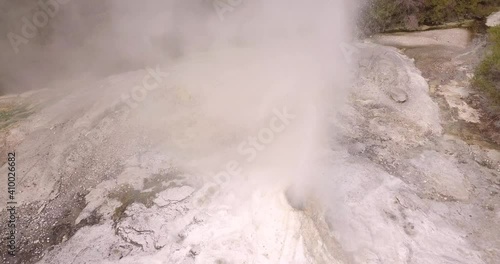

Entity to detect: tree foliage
[474,26,500,106]
[360,0,499,34]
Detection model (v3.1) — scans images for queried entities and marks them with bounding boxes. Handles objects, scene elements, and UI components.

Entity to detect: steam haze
[3,1,499,263]
[1,0,357,223]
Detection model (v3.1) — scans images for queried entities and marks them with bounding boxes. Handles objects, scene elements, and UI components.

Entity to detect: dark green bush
[359,0,499,35]
[473,26,500,105]
[419,0,499,24]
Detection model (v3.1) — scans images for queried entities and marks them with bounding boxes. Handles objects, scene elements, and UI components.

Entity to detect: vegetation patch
[360,0,499,34]
[0,102,33,129]
[473,26,500,107]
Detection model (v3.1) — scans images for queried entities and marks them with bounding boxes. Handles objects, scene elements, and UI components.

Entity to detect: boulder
[487,11,500,28]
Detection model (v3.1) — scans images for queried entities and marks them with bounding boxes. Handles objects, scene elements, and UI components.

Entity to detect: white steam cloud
[1,0,357,205]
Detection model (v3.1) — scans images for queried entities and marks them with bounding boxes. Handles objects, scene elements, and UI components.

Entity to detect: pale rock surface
[0,42,499,264]
[487,11,500,27]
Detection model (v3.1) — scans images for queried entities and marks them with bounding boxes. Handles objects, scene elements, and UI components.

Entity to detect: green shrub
[359,0,416,34]
[359,0,499,35]
[420,0,499,24]
[473,26,500,106]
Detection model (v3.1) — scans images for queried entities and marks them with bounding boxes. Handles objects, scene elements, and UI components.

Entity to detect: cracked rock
[154,186,195,207]
[189,245,201,257]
